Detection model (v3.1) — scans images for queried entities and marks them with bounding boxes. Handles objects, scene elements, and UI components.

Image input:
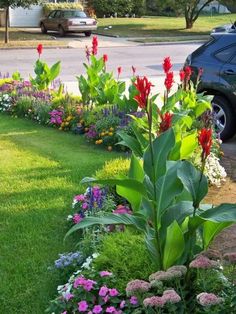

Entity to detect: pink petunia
[78,300,88,312]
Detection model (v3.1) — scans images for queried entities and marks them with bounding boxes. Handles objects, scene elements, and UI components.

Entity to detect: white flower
[67,215,73,221]
[92,252,99,259]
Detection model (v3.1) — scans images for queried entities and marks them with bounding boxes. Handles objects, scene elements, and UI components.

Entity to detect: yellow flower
[107,146,113,151]
[108,132,113,136]
[109,127,114,131]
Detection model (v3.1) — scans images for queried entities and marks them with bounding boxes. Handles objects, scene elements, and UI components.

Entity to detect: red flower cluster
[185,66,192,81]
[103,54,108,63]
[198,128,212,159]
[92,36,98,55]
[117,66,122,78]
[163,57,174,92]
[37,44,43,57]
[159,112,173,133]
[179,69,185,82]
[164,72,174,92]
[134,76,153,109]
[163,57,172,74]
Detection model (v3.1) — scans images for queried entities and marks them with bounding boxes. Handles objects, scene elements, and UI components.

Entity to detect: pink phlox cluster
[189,255,218,269]
[74,194,85,202]
[143,289,181,308]
[49,109,63,125]
[99,271,113,277]
[197,292,224,306]
[143,296,165,308]
[72,213,83,224]
[126,279,151,296]
[162,289,181,304]
[73,276,96,291]
[149,268,183,282]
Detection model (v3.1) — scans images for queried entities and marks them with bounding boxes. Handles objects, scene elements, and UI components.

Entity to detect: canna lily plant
[66,59,236,270]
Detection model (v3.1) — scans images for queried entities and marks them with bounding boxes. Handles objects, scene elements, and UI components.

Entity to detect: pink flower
[99,286,109,297]
[73,213,83,224]
[126,279,151,296]
[84,279,96,291]
[92,36,98,55]
[63,292,74,301]
[82,202,88,210]
[113,205,132,215]
[103,295,110,303]
[189,255,217,269]
[109,288,119,297]
[78,300,88,312]
[120,300,126,309]
[162,289,181,304]
[74,276,86,288]
[74,194,85,202]
[106,306,116,313]
[130,296,138,305]
[143,296,165,308]
[99,271,113,277]
[61,311,67,314]
[197,292,224,306]
[93,305,103,313]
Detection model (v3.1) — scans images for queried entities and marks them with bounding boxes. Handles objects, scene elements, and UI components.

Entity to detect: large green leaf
[199,203,236,222]
[116,131,143,157]
[145,227,161,268]
[128,154,144,182]
[144,128,175,182]
[203,220,232,249]
[180,132,198,159]
[65,213,147,239]
[177,160,208,206]
[156,161,183,217]
[163,220,185,269]
[49,61,61,81]
[131,123,149,151]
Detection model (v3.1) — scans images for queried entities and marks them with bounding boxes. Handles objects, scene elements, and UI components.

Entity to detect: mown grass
[0,115,119,313]
[97,14,236,37]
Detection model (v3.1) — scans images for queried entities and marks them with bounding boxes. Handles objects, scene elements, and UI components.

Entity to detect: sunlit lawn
[97,14,236,37]
[0,115,119,313]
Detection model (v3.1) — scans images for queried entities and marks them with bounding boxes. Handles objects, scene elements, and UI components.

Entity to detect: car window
[48,11,56,18]
[62,11,87,19]
[214,45,236,63]
[54,11,62,18]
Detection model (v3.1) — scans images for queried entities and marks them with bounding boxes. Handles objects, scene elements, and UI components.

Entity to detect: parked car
[40,9,97,37]
[211,21,236,34]
[185,32,236,141]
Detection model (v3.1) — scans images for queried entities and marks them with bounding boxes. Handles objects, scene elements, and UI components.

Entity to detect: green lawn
[0,115,118,313]
[97,14,236,37]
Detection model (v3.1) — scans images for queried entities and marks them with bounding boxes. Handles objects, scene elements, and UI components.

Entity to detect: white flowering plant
[0,94,12,112]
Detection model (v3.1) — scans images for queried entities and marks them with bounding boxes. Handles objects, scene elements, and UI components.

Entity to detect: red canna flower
[198,128,212,159]
[164,71,174,91]
[179,69,185,82]
[92,36,98,55]
[184,66,192,82]
[103,54,108,63]
[132,66,136,76]
[163,57,172,74]
[117,66,122,78]
[37,44,43,57]
[159,112,173,133]
[133,76,153,109]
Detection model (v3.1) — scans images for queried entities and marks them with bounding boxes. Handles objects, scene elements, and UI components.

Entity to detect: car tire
[58,25,65,37]
[212,95,236,141]
[40,23,47,34]
[84,31,92,37]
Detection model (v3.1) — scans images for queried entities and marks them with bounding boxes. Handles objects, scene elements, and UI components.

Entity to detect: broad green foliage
[78,55,125,106]
[30,59,61,91]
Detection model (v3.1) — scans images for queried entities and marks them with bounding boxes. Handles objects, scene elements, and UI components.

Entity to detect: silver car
[40,9,97,37]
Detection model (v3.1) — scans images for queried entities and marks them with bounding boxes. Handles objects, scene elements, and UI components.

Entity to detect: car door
[45,10,57,30]
[216,44,236,93]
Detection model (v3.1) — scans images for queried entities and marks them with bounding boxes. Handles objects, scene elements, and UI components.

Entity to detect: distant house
[0,0,87,27]
[199,0,231,14]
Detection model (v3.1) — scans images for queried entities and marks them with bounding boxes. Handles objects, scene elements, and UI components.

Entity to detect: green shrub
[93,229,155,291]
[96,158,130,179]
[133,0,146,16]
[43,2,84,16]
[13,96,33,117]
[91,0,133,17]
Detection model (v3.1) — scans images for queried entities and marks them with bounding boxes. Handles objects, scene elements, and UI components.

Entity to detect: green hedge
[43,2,84,16]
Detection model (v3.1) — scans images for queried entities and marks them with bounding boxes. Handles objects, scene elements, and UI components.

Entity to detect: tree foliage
[159,0,216,29]
[0,0,41,43]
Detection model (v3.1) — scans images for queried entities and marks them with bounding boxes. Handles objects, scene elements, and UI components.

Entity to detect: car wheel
[58,25,65,37]
[84,31,92,37]
[212,95,236,141]
[40,23,47,34]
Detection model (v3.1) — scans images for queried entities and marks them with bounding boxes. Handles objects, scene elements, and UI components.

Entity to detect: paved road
[0,42,201,81]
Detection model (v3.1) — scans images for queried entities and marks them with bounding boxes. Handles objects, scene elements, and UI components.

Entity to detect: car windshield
[62,11,87,19]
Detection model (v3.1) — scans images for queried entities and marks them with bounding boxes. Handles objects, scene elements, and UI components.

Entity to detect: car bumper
[67,25,97,32]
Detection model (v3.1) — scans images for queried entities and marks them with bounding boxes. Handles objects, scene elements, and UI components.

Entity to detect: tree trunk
[185,17,194,29]
[4,6,9,44]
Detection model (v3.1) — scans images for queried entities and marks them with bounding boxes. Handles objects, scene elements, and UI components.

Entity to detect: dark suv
[185,32,236,140]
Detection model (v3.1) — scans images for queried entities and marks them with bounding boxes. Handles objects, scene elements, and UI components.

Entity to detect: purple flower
[78,300,88,312]
[93,305,103,313]
[99,286,109,297]
[109,288,119,297]
[73,213,83,224]
[82,202,88,210]
[74,194,85,202]
[130,296,138,305]
[120,300,126,309]
[106,306,116,313]
[99,271,113,277]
